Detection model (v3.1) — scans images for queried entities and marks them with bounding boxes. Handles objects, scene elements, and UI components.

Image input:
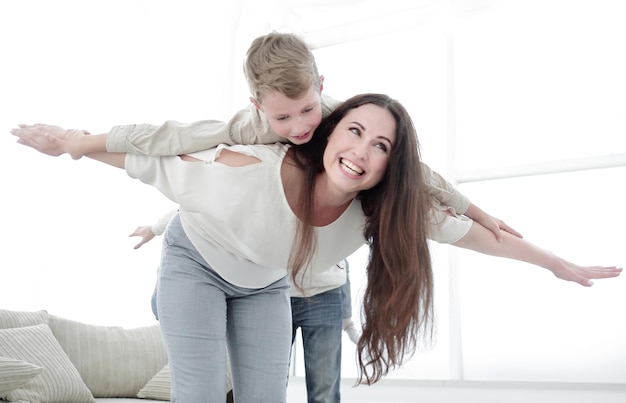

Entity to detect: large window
[291,0,626,383]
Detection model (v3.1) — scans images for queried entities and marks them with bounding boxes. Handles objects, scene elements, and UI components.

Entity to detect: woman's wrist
[540,251,560,272]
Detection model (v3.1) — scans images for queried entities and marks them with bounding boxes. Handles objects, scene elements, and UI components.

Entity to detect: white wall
[0,0,244,326]
[2,0,625,399]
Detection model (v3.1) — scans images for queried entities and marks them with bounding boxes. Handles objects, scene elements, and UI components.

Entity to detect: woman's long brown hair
[290,93,434,384]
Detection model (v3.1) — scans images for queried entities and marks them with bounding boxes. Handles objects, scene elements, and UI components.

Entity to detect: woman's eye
[375,143,388,152]
[349,127,360,136]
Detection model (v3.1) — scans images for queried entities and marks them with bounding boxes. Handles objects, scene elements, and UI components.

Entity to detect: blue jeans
[291,287,343,403]
[151,284,158,320]
[158,214,292,403]
[340,260,352,319]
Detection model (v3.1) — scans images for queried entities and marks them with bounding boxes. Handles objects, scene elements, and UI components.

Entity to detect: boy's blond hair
[243,32,321,103]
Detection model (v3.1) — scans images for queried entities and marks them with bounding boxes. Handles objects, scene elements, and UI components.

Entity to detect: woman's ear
[250,97,262,111]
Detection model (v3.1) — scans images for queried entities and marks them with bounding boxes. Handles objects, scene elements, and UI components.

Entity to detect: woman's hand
[454,221,622,287]
[545,255,622,287]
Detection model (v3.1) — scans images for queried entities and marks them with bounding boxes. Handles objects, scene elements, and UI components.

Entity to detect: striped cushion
[137,364,171,401]
[48,315,167,398]
[0,324,95,403]
[137,357,233,401]
[0,357,43,395]
[0,309,48,329]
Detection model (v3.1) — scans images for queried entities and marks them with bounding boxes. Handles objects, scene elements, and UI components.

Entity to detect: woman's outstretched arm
[85,152,126,169]
[453,220,622,286]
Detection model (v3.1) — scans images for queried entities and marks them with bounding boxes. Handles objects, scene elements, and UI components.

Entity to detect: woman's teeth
[340,158,363,175]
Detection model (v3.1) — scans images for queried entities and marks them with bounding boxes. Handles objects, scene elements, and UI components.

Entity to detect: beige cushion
[137,358,233,401]
[0,357,43,396]
[0,309,48,329]
[48,315,168,398]
[0,324,95,403]
[136,364,171,401]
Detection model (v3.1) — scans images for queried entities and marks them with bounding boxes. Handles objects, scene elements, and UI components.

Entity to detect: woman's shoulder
[220,143,290,161]
[185,143,290,163]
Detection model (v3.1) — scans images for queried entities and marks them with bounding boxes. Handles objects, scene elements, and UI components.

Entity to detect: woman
[125,94,430,402]
[12,94,621,402]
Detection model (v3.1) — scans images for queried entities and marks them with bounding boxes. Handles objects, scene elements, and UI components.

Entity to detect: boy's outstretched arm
[421,162,522,242]
[12,104,283,159]
[12,124,126,168]
[13,95,341,159]
[452,220,622,287]
[11,124,102,160]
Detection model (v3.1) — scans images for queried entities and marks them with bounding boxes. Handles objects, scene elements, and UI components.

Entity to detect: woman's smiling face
[323,103,396,195]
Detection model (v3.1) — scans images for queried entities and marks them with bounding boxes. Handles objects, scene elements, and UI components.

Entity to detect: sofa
[0,309,233,403]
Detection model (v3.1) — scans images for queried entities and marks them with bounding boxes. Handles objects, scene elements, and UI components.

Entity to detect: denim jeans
[291,287,343,403]
[150,285,158,320]
[339,259,352,319]
[158,214,292,403]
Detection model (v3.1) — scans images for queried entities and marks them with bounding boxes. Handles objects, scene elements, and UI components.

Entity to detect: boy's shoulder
[321,94,342,115]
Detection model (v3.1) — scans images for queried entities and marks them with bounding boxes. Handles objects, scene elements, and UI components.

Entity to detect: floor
[286,377,626,403]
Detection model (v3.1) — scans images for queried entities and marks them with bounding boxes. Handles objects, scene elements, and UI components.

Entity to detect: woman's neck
[281,152,354,227]
[311,201,352,226]
[309,173,355,226]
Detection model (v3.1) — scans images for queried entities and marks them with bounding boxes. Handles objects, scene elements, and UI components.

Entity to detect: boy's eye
[276,116,289,121]
[303,107,313,113]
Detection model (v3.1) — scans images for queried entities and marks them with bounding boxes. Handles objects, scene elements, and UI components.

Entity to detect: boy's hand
[129,225,156,249]
[477,214,522,243]
[11,124,87,160]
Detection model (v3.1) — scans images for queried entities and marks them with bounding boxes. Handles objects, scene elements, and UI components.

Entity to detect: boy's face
[251,83,323,145]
